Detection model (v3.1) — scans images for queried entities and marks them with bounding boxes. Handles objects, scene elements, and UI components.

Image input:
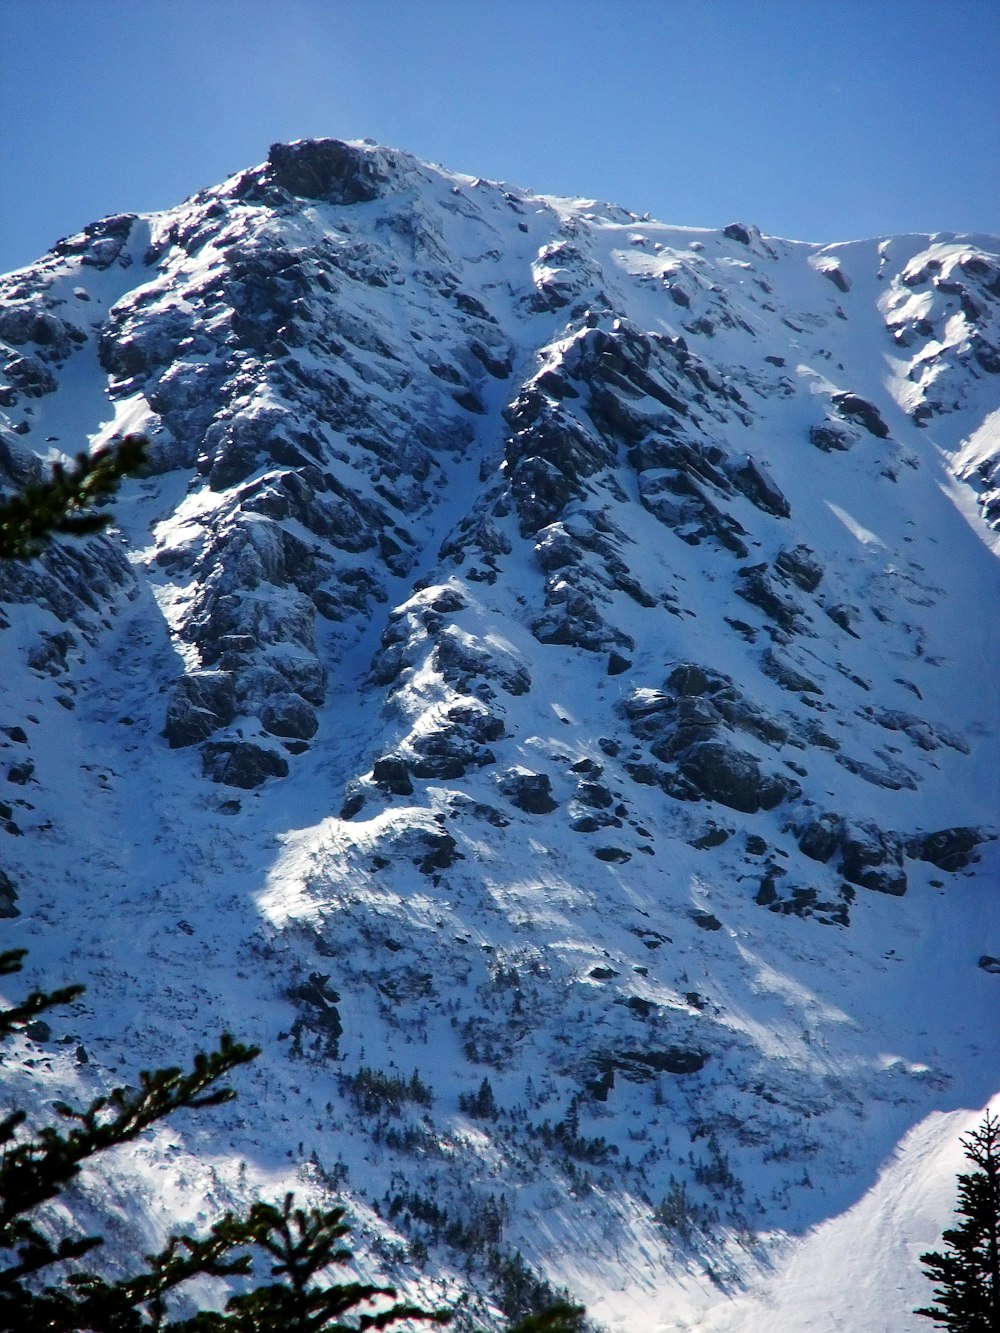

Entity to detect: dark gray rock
[53,212,135,268]
[27,630,78,675]
[6,760,34,786]
[576,781,614,809]
[638,469,750,558]
[499,769,558,814]
[0,869,19,918]
[201,741,289,789]
[819,263,851,293]
[679,740,793,813]
[4,355,57,398]
[690,910,723,931]
[825,603,860,637]
[797,814,842,863]
[416,829,461,874]
[775,544,824,593]
[164,671,238,749]
[615,1046,708,1077]
[534,523,578,572]
[372,756,413,796]
[261,693,318,740]
[266,139,387,203]
[810,420,857,452]
[831,392,889,439]
[725,454,791,518]
[723,223,753,245]
[907,826,984,872]
[835,752,918,790]
[736,564,804,632]
[594,846,631,863]
[838,820,907,895]
[763,647,822,695]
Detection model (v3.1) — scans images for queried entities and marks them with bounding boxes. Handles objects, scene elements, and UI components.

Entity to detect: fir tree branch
[0,434,147,559]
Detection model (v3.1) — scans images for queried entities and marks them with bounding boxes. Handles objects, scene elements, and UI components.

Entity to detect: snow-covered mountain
[1,137,999,1331]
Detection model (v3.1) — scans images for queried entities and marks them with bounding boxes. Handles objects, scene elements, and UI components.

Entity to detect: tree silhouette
[0,433,147,558]
[916,1109,1000,1330]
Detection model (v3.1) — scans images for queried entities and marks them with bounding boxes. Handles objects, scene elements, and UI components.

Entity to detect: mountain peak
[1,141,999,1331]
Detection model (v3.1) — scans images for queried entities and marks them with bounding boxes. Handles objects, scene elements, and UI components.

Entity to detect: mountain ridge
[1,137,999,1330]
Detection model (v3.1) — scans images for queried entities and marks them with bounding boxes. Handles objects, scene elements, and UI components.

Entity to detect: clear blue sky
[1,0,997,274]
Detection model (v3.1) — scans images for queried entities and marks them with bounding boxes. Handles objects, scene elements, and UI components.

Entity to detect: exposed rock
[763,647,822,695]
[831,392,890,439]
[838,820,907,896]
[797,814,843,863]
[678,740,794,813]
[775,544,823,593]
[637,468,749,558]
[54,212,136,268]
[0,869,19,918]
[498,769,558,814]
[825,603,860,637]
[835,751,918,790]
[261,693,318,740]
[724,454,791,518]
[594,846,631,863]
[201,741,289,789]
[690,910,723,931]
[810,420,857,453]
[907,826,984,872]
[27,630,78,675]
[6,760,34,786]
[723,223,753,245]
[615,1046,708,1077]
[736,564,805,632]
[164,671,237,748]
[266,139,387,204]
[372,756,413,796]
[416,829,461,874]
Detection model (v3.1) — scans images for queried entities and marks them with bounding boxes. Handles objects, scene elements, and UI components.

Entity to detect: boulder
[810,420,857,452]
[498,769,558,814]
[831,392,889,439]
[775,544,824,592]
[372,756,413,796]
[907,826,984,872]
[201,741,289,789]
[838,820,907,895]
[164,671,237,748]
[260,693,318,740]
[797,814,842,863]
[679,740,791,813]
[725,454,791,518]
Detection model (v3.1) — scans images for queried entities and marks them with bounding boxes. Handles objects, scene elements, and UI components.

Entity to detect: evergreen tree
[916,1109,1000,1330]
[0,434,147,558]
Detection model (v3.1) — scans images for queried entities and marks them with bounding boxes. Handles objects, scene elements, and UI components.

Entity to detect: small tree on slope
[916,1109,1000,1331]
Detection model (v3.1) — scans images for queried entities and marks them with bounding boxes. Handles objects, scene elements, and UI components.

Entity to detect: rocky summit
[1,137,999,1330]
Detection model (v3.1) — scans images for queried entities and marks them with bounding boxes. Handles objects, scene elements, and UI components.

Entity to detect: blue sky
[1,0,997,274]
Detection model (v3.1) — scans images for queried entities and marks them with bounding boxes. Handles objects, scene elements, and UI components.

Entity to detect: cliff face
[1,138,999,1329]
